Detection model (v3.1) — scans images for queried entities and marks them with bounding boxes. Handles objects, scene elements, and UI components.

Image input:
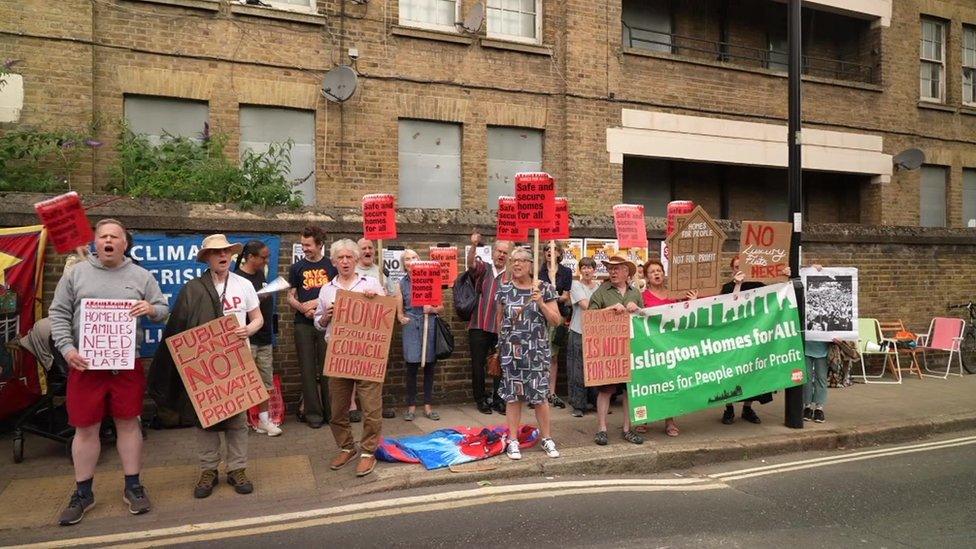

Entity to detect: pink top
[642,289,676,308]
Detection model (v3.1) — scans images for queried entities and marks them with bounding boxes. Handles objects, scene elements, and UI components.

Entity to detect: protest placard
[362,193,397,240]
[429,246,458,287]
[463,245,493,270]
[382,247,406,288]
[497,196,528,241]
[628,283,805,424]
[556,238,584,276]
[515,172,556,230]
[166,315,269,429]
[540,197,570,240]
[800,267,858,342]
[665,206,727,298]
[323,290,398,383]
[582,308,633,386]
[33,192,94,253]
[79,299,136,371]
[739,221,791,282]
[410,261,442,307]
[613,204,648,249]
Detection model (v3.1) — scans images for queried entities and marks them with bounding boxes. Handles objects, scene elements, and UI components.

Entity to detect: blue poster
[127,233,281,356]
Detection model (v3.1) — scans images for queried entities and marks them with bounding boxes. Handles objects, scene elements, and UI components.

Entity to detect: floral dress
[496,280,557,404]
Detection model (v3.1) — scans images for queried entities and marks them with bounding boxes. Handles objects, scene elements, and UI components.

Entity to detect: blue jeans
[803,356,829,407]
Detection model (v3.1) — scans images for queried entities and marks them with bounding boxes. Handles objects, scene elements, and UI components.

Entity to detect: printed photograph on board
[800,267,859,341]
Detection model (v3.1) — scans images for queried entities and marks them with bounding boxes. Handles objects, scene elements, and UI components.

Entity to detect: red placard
[409,261,442,307]
[515,172,556,230]
[540,197,570,240]
[666,200,695,236]
[613,204,648,249]
[497,196,528,241]
[362,193,397,240]
[429,246,458,287]
[33,192,94,253]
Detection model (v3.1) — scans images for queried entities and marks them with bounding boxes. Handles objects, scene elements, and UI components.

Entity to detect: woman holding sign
[393,250,443,421]
[496,248,563,460]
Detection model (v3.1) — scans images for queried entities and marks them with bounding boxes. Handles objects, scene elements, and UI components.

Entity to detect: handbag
[487,349,502,378]
[433,316,455,360]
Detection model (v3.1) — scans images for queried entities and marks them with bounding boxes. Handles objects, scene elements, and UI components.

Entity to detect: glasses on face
[512,258,531,264]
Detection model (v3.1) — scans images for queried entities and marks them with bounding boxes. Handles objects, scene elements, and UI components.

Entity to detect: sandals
[594,431,609,446]
[665,422,680,437]
[634,425,649,434]
[622,430,644,445]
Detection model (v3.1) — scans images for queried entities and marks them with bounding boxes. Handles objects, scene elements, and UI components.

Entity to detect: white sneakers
[541,438,560,458]
[256,418,282,437]
[507,438,560,459]
[506,439,522,460]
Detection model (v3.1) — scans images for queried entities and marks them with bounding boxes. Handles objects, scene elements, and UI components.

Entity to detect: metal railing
[622,23,877,84]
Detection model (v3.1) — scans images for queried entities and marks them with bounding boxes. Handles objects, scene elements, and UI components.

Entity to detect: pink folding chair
[917,317,966,379]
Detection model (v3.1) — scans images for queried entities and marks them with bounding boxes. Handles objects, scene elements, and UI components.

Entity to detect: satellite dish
[321,65,358,103]
[458,2,484,33]
[893,148,925,171]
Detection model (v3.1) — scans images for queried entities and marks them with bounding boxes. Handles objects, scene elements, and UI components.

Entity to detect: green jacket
[588,281,642,310]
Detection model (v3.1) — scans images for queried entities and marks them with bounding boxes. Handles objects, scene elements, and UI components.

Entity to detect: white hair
[330,238,361,261]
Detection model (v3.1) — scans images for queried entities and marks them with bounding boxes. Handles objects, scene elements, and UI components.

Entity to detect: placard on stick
[540,197,570,240]
[166,315,269,429]
[515,172,556,230]
[323,290,398,383]
[739,221,791,282]
[34,192,94,253]
[410,261,442,307]
[613,204,648,249]
[582,309,632,386]
[429,246,458,287]
[362,193,397,240]
[665,206,727,298]
[497,196,528,241]
[79,299,136,370]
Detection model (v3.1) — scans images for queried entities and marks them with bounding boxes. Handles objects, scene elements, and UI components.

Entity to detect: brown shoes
[329,449,357,470]
[355,454,377,477]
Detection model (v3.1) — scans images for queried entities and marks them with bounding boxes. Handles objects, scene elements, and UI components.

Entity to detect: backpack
[452,267,482,322]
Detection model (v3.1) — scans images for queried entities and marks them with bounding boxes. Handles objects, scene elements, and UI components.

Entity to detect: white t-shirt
[569,279,600,335]
[355,263,381,279]
[214,271,260,328]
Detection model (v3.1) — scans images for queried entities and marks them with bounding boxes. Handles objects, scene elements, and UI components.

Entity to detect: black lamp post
[785,0,805,429]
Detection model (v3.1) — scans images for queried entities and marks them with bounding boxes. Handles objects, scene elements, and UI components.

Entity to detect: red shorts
[66,362,146,428]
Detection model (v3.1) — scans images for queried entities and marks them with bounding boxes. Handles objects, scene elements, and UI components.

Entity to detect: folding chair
[917,317,966,379]
[878,320,923,380]
[856,318,901,384]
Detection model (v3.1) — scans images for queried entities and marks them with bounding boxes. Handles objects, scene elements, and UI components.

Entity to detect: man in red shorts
[49,219,168,526]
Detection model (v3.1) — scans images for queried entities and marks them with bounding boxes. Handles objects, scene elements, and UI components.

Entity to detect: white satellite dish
[458,2,484,34]
[321,65,358,103]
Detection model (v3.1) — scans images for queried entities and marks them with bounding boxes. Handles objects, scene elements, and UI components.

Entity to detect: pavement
[1,372,974,538]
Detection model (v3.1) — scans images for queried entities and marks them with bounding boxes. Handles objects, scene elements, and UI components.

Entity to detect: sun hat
[196,234,244,263]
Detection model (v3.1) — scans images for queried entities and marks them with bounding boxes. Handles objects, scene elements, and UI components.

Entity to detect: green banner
[628,283,806,424]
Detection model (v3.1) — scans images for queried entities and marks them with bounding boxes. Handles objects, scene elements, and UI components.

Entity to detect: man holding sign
[49,219,168,526]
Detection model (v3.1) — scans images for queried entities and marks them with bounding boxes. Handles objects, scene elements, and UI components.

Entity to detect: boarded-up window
[623,156,671,217]
[487,127,543,210]
[963,168,976,228]
[124,95,208,145]
[920,165,947,227]
[240,106,316,206]
[398,119,462,209]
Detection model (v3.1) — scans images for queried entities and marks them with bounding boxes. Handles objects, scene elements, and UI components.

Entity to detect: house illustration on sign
[665,206,727,298]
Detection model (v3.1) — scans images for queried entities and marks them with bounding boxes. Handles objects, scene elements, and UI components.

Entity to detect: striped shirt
[468,261,508,333]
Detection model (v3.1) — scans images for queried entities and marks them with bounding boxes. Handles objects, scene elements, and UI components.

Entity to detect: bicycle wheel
[962,328,976,374]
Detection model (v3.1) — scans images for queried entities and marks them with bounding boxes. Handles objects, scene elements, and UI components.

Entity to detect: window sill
[621,47,882,91]
[126,0,219,11]
[960,106,976,117]
[230,4,326,26]
[480,38,551,56]
[391,25,473,45]
[917,101,956,113]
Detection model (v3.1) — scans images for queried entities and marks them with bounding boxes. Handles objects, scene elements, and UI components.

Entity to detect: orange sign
[582,308,633,386]
[429,246,458,287]
[33,192,93,253]
[323,290,398,383]
[613,204,648,249]
[166,315,269,429]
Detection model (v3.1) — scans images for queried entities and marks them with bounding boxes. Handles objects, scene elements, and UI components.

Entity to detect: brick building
[2,0,976,407]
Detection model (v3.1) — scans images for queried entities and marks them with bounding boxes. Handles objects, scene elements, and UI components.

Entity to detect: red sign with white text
[540,197,570,240]
[497,196,528,241]
[429,246,458,287]
[613,204,648,249]
[362,193,397,240]
[515,172,556,230]
[33,192,93,253]
[410,261,442,307]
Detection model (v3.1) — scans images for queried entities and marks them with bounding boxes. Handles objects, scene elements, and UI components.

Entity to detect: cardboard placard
[166,315,269,429]
[409,261,442,307]
[582,308,633,386]
[613,204,648,249]
[515,172,556,230]
[33,192,94,253]
[79,299,136,370]
[739,221,791,282]
[540,197,570,240]
[323,290,398,383]
[665,206,727,298]
[429,246,458,287]
[362,193,397,240]
[497,196,528,241]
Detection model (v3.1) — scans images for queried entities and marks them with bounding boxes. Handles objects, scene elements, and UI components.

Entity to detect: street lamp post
[785,0,805,429]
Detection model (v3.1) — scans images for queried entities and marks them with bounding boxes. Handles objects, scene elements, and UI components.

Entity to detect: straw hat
[601,255,637,277]
[196,234,244,263]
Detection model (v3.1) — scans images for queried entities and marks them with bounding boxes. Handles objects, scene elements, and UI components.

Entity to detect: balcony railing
[623,23,877,84]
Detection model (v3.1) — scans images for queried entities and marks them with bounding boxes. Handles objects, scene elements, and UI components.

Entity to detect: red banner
[362,193,397,240]
[515,172,556,230]
[540,197,570,240]
[429,246,458,287]
[497,196,528,241]
[0,225,47,420]
[409,261,442,307]
[33,192,93,253]
[613,204,648,249]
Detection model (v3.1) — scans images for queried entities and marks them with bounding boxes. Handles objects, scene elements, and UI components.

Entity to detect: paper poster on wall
[740,221,791,283]
[800,267,858,342]
[556,238,584,277]
[79,299,137,371]
[583,239,647,279]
